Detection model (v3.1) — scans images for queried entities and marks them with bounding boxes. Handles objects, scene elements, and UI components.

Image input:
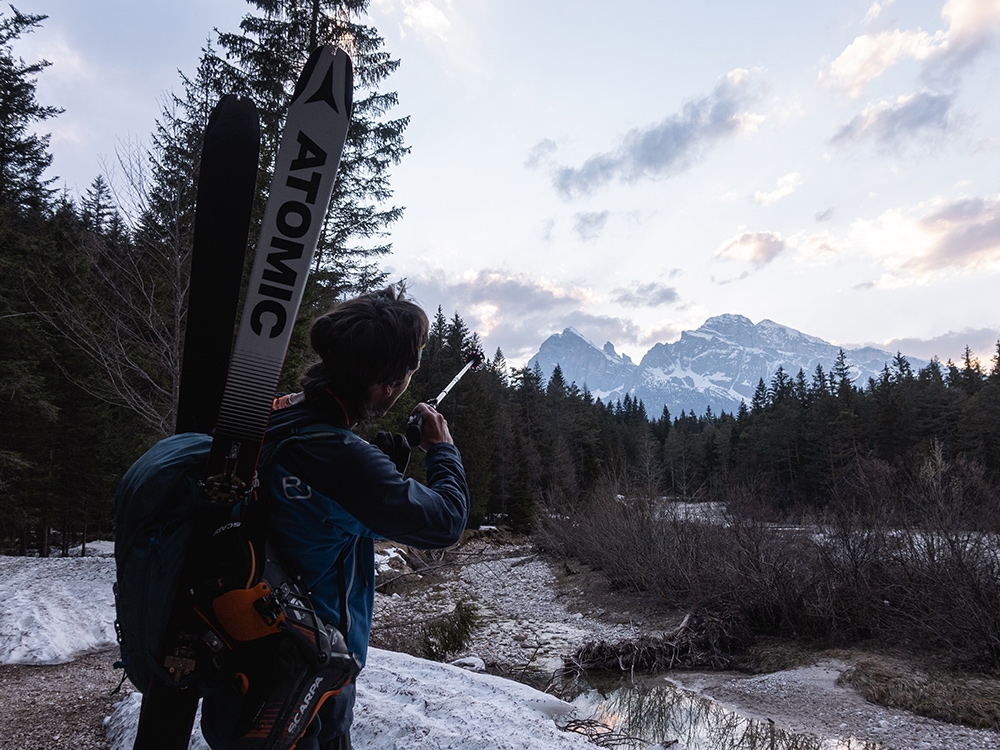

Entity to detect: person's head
[302,284,428,420]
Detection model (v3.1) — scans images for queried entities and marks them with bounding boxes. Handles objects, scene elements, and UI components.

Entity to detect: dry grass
[840,659,1000,730]
[737,636,818,674]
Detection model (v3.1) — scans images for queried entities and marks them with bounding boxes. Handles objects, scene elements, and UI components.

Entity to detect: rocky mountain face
[528,314,921,417]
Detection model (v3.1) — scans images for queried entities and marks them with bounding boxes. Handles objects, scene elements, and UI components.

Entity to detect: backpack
[113,426,360,750]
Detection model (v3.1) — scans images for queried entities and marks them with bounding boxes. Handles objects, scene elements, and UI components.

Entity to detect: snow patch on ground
[0,556,118,665]
[104,649,596,750]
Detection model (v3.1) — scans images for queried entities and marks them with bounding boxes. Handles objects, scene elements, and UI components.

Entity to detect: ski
[176,95,261,435]
[204,45,353,501]
[133,94,261,750]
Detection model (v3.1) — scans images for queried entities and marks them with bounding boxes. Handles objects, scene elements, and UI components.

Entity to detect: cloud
[524,139,557,169]
[400,269,639,365]
[911,195,1000,271]
[797,232,840,259]
[754,172,803,206]
[822,30,942,96]
[937,0,1000,72]
[573,211,609,240]
[876,328,1000,364]
[849,194,1000,278]
[610,282,681,307]
[716,230,788,268]
[552,69,763,198]
[863,0,896,26]
[822,0,1000,95]
[830,91,954,148]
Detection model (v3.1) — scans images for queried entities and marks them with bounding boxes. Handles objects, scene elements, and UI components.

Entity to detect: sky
[13,0,1000,368]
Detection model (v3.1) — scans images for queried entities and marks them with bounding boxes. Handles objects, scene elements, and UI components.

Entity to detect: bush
[422,599,479,661]
[540,457,1000,672]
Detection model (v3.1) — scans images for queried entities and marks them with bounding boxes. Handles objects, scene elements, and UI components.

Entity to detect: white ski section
[215,46,351,441]
[0,550,596,750]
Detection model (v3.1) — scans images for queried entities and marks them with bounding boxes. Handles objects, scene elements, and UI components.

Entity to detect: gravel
[0,648,127,750]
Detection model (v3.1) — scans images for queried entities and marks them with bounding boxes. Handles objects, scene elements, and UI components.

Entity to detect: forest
[2,1,999,563]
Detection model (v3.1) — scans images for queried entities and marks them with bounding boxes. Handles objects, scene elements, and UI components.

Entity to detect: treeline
[660,349,1000,512]
[372,317,1000,531]
[366,306,663,533]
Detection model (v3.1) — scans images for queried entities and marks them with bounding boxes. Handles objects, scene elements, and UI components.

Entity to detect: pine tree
[0,8,60,214]
[488,347,508,388]
[546,364,567,398]
[810,363,829,397]
[832,349,854,398]
[959,346,983,395]
[891,351,914,384]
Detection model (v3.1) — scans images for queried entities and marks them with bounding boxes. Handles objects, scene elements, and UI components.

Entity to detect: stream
[568,676,886,750]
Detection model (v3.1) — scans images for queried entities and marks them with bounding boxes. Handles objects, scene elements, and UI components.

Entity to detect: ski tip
[293,46,354,119]
[205,94,262,148]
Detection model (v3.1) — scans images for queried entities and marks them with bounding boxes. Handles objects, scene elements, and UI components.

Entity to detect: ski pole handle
[405,397,438,447]
[405,413,424,447]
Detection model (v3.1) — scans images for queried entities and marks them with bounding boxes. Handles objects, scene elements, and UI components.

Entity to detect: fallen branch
[559,718,677,748]
[563,612,751,677]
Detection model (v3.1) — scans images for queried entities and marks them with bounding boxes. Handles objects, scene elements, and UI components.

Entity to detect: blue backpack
[113,427,360,750]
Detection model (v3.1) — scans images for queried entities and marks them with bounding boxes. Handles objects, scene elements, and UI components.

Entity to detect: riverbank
[372,535,1000,749]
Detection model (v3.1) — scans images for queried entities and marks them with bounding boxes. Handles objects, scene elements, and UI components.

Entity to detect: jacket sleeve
[282,433,470,549]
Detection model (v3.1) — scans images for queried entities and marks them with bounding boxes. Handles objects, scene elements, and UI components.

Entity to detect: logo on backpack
[281,475,313,499]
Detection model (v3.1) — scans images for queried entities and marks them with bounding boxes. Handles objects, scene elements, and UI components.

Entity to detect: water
[567,676,886,750]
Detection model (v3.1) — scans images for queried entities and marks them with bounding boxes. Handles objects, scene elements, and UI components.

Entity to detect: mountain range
[527,314,924,417]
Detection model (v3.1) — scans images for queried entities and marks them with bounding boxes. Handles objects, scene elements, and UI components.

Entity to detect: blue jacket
[261,402,470,666]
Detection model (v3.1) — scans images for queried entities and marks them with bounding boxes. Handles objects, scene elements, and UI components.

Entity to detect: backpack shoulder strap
[258,422,355,473]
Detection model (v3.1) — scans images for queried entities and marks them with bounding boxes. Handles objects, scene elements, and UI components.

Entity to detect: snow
[0,554,118,665]
[0,549,601,749]
[563,326,597,350]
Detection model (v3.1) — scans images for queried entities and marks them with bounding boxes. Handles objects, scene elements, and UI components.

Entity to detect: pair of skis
[181,45,352,490]
[134,46,353,750]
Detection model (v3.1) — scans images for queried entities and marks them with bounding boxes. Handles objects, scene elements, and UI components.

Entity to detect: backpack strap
[257,422,355,475]
[256,421,355,637]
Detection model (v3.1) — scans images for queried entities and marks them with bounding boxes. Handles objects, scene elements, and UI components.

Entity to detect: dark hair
[301,284,428,417]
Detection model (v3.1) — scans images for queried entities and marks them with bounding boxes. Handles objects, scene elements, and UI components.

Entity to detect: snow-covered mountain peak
[530,316,925,417]
[562,326,596,348]
[602,341,633,364]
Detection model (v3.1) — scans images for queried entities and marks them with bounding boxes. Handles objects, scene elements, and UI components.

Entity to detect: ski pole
[406,352,484,446]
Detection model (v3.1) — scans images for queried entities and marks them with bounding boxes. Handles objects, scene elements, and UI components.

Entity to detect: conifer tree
[0,8,60,214]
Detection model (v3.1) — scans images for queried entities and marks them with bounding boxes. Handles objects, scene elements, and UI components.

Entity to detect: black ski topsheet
[176,95,261,435]
[205,46,353,497]
[134,95,261,750]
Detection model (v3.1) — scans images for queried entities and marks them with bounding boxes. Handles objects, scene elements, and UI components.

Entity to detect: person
[201,285,470,750]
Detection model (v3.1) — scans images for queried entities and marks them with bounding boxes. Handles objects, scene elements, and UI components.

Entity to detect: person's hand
[411,402,453,450]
